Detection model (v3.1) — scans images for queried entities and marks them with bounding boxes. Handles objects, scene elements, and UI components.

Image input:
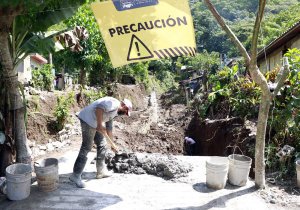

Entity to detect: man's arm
[105,120,113,140]
[105,120,118,153]
[95,108,107,135]
[96,110,118,152]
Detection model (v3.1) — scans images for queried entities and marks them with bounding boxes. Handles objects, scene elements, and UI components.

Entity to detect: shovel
[102,132,133,157]
[102,132,118,152]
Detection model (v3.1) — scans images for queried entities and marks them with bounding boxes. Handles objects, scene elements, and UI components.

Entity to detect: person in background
[70,96,132,188]
[184,136,196,156]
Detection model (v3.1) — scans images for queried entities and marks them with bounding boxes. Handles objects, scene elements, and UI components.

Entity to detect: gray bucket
[206,157,229,190]
[6,163,32,200]
[296,160,300,187]
[228,154,252,186]
[34,158,59,192]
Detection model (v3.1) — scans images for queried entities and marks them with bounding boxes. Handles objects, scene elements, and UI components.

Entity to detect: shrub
[32,64,54,91]
[54,92,75,131]
[83,88,105,105]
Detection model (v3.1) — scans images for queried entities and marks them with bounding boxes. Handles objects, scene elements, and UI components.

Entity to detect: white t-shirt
[185,137,196,145]
[78,97,120,128]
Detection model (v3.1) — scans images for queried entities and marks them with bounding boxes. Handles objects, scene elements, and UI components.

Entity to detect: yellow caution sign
[91,0,196,68]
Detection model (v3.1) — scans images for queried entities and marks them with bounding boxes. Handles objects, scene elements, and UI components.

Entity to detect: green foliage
[257,48,300,177]
[2,0,91,68]
[229,78,260,118]
[185,51,220,73]
[192,49,300,177]
[83,88,106,105]
[260,3,300,48]
[32,64,54,91]
[148,59,177,93]
[190,0,300,56]
[195,65,260,119]
[31,95,40,112]
[54,3,108,85]
[116,62,150,83]
[54,92,75,131]
[270,49,300,154]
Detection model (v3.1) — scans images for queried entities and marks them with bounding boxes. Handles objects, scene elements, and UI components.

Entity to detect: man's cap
[123,99,133,116]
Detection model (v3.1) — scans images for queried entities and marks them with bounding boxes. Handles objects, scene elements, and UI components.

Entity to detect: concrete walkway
[0,152,292,210]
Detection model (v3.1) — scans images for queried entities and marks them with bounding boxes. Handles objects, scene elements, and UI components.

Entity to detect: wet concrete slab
[0,151,292,210]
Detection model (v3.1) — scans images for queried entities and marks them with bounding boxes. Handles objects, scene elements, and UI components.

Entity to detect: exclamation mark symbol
[135,42,141,56]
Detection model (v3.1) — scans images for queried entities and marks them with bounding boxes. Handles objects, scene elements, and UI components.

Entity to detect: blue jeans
[73,120,112,174]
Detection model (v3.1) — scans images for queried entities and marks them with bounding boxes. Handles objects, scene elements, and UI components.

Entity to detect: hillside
[25,84,191,160]
[190,0,300,55]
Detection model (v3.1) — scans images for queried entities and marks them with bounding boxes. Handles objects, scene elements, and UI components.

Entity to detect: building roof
[257,20,300,62]
[30,53,48,64]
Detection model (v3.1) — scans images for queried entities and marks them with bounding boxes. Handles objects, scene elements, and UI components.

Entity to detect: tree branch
[248,0,269,95]
[272,57,290,98]
[250,0,267,60]
[203,0,250,66]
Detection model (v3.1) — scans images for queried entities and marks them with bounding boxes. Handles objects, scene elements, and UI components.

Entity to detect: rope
[259,17,269,72]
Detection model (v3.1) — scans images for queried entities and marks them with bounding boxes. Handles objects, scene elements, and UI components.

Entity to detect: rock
[46,143,54,152]
[59,134,68,142]
[39,150,46,156]
[65,124,72,130]
[27,145,32,156]
[52,141,62,148]
[60,141,66,147]
[27,139,36,147]
[114,122,124,129]
[32,147,40,157]
[29,87,40,95]
[39,145,47,150]
[157,123,164,127]
[58,129,66,136]
[40,96,46,102]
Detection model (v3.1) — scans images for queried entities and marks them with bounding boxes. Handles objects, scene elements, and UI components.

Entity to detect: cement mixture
[106,152,193,179]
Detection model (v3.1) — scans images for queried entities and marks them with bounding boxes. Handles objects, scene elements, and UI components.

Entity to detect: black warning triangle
[127,34,154,61]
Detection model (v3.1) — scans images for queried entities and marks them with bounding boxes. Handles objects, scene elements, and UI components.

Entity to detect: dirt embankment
[26,84,190,156]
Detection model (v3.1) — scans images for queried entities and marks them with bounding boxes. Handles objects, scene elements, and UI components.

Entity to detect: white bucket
[34,158,59,192]
[6,163,32,200]
[228,154,252,186]
[206,156,229,189]
[296,160,300,188]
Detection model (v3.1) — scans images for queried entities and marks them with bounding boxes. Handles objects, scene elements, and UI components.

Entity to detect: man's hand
[96,125,107,135]
[111,146,119,154]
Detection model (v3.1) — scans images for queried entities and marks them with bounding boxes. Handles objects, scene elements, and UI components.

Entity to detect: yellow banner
[91,0,196,68]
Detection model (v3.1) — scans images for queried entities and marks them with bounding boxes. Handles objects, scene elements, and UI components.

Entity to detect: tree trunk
[254,92,271,187]
[79,67,86,87]
[0,16,31,164]
[203,0,269,188]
